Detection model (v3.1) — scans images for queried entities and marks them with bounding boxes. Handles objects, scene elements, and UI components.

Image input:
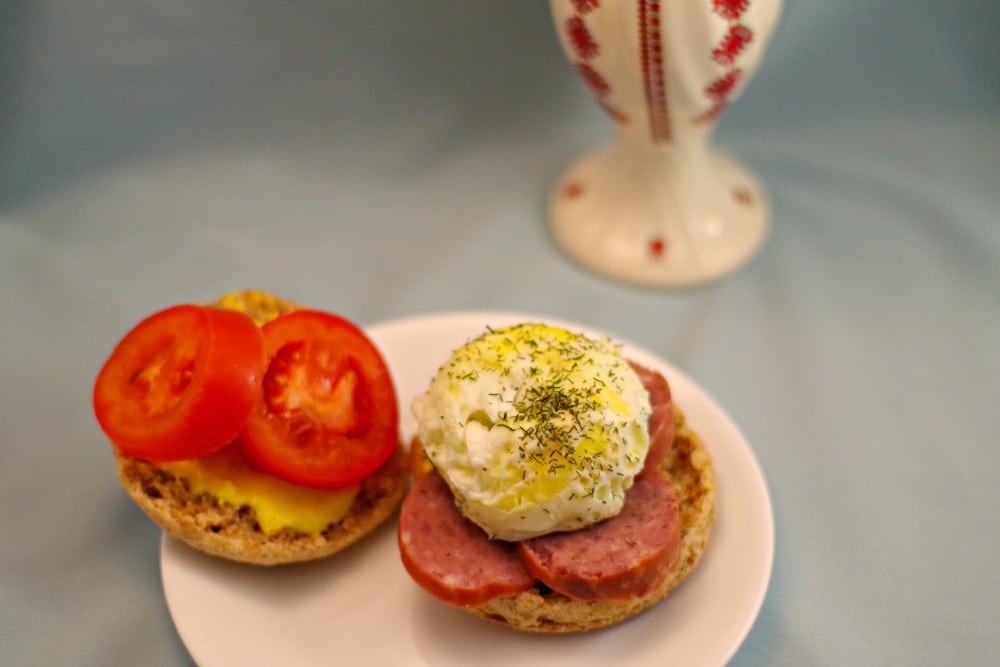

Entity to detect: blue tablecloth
[2,2,997,665]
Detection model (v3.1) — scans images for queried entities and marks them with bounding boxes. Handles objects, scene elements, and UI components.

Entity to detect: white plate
[161,311,774,667]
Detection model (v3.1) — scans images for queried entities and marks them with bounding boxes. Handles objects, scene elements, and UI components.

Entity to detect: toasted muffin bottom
[469,407,716,633]
[116,443,409,565]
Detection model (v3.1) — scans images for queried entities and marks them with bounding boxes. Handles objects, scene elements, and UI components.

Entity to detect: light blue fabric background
[1,2,997,665]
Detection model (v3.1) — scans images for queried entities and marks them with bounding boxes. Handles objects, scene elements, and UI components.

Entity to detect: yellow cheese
[215,289,295,326]
[160,445,359,535]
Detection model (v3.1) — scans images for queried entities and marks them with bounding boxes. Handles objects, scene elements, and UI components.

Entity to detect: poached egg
[412,323,651,541]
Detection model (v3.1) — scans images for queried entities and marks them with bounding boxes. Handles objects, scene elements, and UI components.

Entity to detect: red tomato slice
[238,309,399,490]
[93,305,266,462]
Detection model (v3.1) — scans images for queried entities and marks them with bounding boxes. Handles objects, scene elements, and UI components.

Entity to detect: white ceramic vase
[549,0,782,287]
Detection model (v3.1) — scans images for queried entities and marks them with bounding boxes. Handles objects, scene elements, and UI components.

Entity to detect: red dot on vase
[562,181,586,199]
[648,237,667,258]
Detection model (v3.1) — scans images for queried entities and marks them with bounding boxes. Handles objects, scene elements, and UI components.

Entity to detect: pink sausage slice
[516,472,681,601]
[630,361,676,473]
[398,471,535,607]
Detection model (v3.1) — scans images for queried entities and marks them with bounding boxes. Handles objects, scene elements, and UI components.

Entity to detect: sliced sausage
[398,470,535,607]
[629,361,676,473]
[515,471,681,601]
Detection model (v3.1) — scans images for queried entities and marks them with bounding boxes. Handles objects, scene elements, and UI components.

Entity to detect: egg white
[412,323,651,541]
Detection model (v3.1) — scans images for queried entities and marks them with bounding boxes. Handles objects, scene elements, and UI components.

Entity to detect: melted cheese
[160,445,358,535]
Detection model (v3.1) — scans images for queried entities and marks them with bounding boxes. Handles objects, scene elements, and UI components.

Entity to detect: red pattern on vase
[567,16,600,60]
[639,0,671,143]
[712,24,753,66]
[575,62,611,97]
[564,1,625,126]
[711,0,749,20]
[571,0,601,14]
[706,69,743,100]
[696,0,753,123]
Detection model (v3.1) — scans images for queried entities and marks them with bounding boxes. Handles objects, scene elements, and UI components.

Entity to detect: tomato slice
[238,309,399,490]
[93,305,266,462]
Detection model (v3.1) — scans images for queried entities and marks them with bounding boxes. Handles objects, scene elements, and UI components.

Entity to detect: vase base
[549,146,770,288]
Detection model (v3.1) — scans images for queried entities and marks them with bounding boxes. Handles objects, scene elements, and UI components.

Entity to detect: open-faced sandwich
[398,323,716,632]
[93,290,408,565]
